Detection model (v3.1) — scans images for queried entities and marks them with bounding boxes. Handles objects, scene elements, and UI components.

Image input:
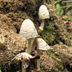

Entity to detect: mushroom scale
[19,19,38,39]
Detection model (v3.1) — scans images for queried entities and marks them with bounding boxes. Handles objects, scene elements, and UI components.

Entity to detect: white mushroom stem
[37,50,41,71]
[22,39,32,72]
[22,62,26,72]
[39,19,44,31]
[27,39,32,54]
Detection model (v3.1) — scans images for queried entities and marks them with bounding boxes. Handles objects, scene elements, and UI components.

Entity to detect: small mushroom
[0,35,5,48]
[32,38,52,71]
[19,19,38,54]
[9,52,40,72]
[38,5,49,32]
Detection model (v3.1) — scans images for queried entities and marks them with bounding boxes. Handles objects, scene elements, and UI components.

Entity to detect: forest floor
[0,12,72,72]
[40,17,72,72]
[0,1,72,72]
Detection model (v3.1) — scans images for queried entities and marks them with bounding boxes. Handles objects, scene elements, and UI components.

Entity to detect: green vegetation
[42,22,55,45]
[0,67,2,72]
[55,0,72,18]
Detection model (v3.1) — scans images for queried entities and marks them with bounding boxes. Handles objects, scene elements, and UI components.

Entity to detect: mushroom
[19,19,38,54]
[19,19,38,72]
[38,5,49,32]
[9,52,40,72]
[32,38,52,71]
[0,35,5,48]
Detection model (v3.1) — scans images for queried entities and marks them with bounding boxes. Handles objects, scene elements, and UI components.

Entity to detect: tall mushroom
[19,19,38,54]
[19,19,38,72]
[0,35,5,48]
[32,38,52,71]
[38,5,49,32]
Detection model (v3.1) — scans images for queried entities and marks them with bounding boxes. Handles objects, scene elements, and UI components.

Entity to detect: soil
[0,0,72,72]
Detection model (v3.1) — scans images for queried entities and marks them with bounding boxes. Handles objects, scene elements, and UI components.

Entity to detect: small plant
[0,67,2,72]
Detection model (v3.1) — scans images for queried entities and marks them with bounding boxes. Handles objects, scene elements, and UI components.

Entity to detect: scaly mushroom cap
[11,52,40,68]
[36,38,51,50]
[38,5,49,19]
[13,52,34,61]
[0,35,5,47]
[19,19,38,39]
[12,52,34,68]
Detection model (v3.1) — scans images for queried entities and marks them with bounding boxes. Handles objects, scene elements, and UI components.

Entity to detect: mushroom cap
[19,19,38,39]
[37,38,51,50]
[10,52,40,68]
[13,52,34,61]
[38,5,49,19]
[13,52,34,68]
[0,35,5,47]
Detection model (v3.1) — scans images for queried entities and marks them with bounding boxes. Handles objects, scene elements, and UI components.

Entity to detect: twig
[55,0,62,4]
[62,1,72,3]
[56,5,72,9]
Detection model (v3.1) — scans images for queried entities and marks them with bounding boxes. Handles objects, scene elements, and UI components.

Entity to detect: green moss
[50,49,55,53]
[52,68,59,72]
[11,60,18,67]
[52,59,64,72]
[3,47,7,50]
[52,69,62,72]
[61,57,65,62]
[42,22,55,44]
[68,40,72,46]
[48,49,64,72]
[58,63,63,70]
[53,57,58,61]
[42,19,70,45]
[48,49,55,55]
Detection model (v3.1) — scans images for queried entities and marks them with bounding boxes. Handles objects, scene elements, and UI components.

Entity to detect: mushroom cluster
[10,5,51,72]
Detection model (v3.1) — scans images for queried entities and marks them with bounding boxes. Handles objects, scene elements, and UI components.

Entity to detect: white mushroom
[0,35,5,48]
[19,19,38,54]
[32,38,52,71]
[37,38,51,50]
[38,5,49,31]
[19,19,38,72]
